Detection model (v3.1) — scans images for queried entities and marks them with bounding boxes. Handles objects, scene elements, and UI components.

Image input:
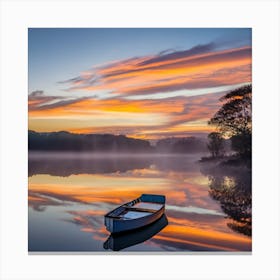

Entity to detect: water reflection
[29,152,153,176]
[200,163,252,236]
[28,152,200,177]
[104,214,168,251]
[28,152,252,252]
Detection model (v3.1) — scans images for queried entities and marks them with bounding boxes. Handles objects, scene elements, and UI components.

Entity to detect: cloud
[28,91,226,138]
[138,42,216,67]
[28,89,95,111]
[28,90,61,111]
[60,44,251,98]
[29,43,251,137]
[119,64,251,96]
[29,90,44,97]
[34,96,94,110]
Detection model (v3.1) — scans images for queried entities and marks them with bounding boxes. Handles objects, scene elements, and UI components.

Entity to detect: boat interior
[107,197,163,220]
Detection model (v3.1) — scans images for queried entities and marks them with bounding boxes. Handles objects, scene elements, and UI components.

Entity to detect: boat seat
[132,202,163,211]
[124,206,158,213]
[122,211,151,219]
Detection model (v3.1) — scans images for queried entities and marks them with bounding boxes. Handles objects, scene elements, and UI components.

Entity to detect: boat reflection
[103,214,168,251]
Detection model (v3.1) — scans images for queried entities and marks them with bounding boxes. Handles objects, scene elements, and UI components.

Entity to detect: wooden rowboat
[104,194,166,233]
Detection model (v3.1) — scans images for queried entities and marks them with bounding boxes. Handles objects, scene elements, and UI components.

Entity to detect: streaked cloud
[29,42,251,138]
[60,44,251,98]
[28,91,94,111]
[28,91,225,137]
[29,90,44,97]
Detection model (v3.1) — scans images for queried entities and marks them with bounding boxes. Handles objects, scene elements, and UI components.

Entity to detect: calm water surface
[28,152,252,252]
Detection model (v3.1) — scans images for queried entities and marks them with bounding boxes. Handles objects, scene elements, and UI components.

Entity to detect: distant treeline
[28,131,215,153]
[156,137,207,153]
[28,130,152,152]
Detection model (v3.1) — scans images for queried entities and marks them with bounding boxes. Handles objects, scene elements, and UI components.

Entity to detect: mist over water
[28,151,251,252]
[28,152,204,176]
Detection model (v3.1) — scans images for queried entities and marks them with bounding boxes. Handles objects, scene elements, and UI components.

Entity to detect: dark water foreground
[28,152,251,252]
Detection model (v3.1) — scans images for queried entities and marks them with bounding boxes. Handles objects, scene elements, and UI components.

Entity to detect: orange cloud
[62,46,251,96]
[28,91,226,137]
[28,44,251,137]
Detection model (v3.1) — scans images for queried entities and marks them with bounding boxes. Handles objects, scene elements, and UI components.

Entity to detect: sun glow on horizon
[28,29,251,139]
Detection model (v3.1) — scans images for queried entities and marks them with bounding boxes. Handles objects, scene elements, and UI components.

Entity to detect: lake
[28,152,252,252]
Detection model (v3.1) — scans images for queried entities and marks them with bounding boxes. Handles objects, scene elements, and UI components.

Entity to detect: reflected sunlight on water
[28,152,251,252]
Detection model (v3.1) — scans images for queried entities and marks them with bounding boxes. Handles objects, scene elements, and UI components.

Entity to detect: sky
[28,28,252,140]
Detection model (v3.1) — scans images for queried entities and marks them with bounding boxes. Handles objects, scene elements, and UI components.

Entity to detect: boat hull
[105,206,164,233]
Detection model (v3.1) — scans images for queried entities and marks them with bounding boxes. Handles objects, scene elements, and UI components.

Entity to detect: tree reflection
[201,163,251,236]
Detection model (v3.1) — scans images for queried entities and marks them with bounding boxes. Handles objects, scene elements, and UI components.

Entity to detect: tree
[209,85,252,158]
[207,132,225,158]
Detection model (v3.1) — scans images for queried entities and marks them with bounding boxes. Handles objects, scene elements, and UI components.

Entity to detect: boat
[103,214,168,251]
[104,194,166,233]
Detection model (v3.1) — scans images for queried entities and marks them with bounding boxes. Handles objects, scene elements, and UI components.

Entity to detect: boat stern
[140,194,166,204]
